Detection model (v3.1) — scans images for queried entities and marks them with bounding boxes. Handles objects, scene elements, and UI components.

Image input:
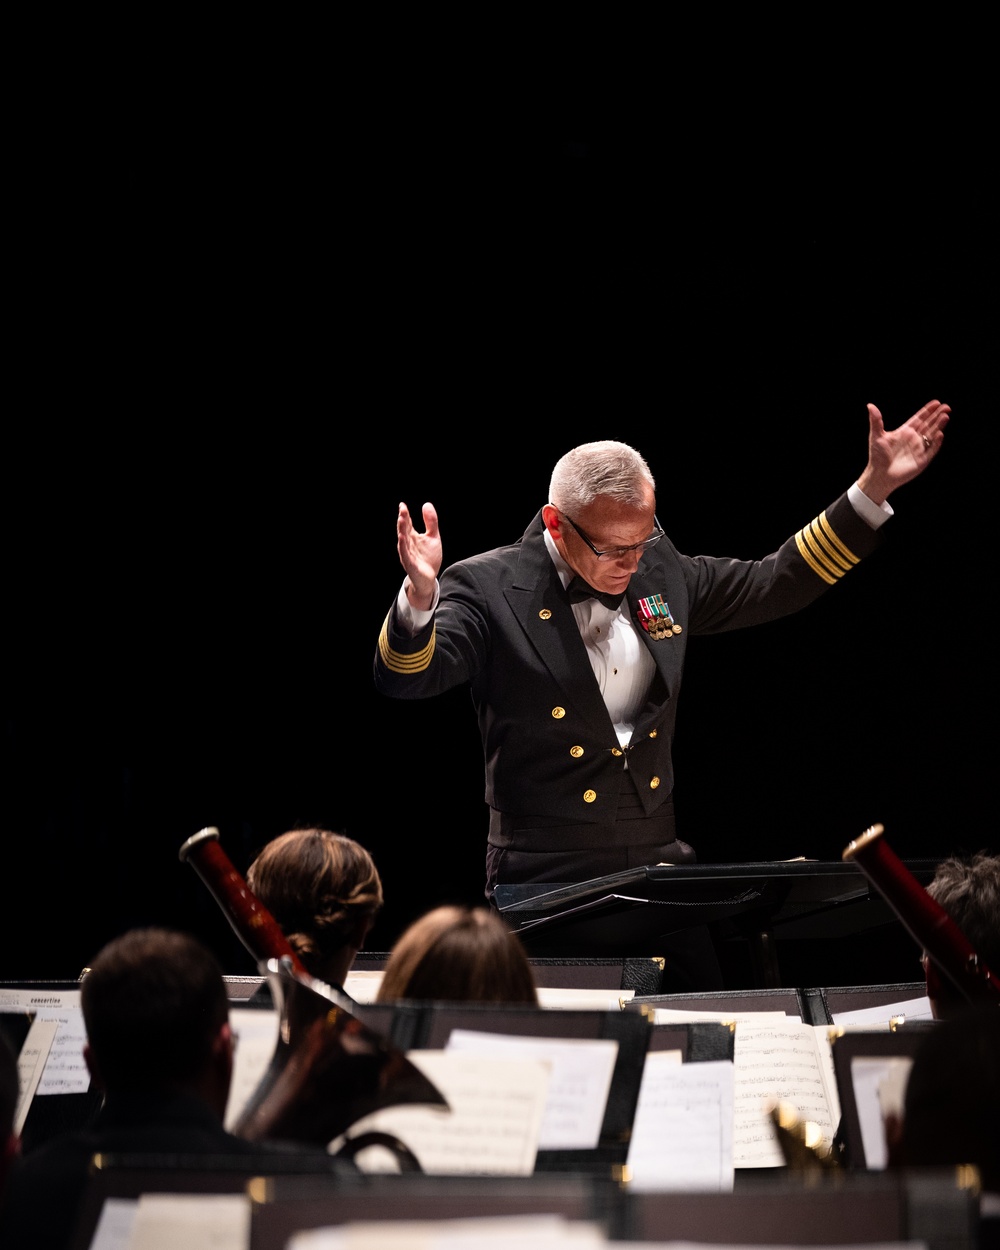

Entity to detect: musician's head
[925,851,1000,1019]
[247,827,383,988]
[375,905,539,1005]
[81,928,233,1118]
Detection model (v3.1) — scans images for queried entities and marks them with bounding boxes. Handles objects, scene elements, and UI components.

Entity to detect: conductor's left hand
[857,399,950,505]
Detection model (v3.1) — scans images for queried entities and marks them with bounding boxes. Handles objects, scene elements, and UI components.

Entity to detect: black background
[4,52,995,982]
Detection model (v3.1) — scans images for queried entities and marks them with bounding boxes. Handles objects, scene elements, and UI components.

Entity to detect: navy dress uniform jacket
[375,492,880,844]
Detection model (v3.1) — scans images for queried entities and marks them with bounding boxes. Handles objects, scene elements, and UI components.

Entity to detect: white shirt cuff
[396,579,440,633]
[848,481,894,530]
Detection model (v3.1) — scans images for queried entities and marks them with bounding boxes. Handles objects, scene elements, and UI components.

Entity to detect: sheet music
[445,1029,619,1150]
[289,1225,922,1250]
[626,1053,734,1191]
[342,970,386,1003]
[535,987,633,1010]
[128,1193,249,1250]
[622,1244,924,1250]
[288,1214,608,1248]
[651,1008,795,1024]
[851,1055,914,1170]
[338,1051,550,1175]
[223,1006,280,1130]
[340,974,635,1012]
[88,1198,139,1250]
[14,1017,58,1134]
[832,995,933,1026]
[0,988,89,1094]
[732,1019,840,1168]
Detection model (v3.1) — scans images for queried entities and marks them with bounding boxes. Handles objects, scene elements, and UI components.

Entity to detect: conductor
[375,401,949,918]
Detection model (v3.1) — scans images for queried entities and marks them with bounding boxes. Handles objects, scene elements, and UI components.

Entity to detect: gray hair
[548,440,656,514]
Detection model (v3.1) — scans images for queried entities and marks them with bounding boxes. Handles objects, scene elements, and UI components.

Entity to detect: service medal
[636,594,680,640]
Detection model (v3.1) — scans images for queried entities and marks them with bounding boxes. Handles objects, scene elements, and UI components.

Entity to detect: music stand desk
[495,859,937,987]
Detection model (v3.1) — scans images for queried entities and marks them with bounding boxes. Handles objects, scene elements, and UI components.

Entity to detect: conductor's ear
[542,504,561,538]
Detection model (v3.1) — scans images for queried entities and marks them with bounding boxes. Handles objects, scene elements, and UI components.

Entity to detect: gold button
[611,747,622,757]
[583,790,597,803]
[539,608,552,620]
[552,706,566,719]
[650,776,660,789]
[648,729,658,739]
[570,745,584,758]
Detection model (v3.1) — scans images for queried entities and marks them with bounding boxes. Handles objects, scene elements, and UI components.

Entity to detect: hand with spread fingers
[397,500,442,611]
[857,399,950,505]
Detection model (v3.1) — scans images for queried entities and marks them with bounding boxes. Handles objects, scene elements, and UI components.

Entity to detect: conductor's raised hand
[857,399,950,505]
[397,501,442,611]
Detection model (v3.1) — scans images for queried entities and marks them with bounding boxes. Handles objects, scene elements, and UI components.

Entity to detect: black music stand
[495,859,938,988]
[362,1000,652,1174]
[829,1026,935,1170]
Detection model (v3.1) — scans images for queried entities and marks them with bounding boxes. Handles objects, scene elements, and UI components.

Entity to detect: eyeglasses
[561,512,664,561]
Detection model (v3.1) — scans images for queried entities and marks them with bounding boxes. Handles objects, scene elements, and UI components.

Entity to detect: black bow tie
[566,576,626,612]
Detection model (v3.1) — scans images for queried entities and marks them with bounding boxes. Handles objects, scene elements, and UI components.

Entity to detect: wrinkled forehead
[576,486,656,544]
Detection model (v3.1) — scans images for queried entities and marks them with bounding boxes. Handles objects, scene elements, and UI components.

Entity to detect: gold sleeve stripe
[817,513,861,566]
[803,523,855,575]
[377,612,437,674]
[794,511,862,585]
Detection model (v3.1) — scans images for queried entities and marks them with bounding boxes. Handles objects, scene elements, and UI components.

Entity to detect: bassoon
[178,825,308,975]
[842,823,1000,1008]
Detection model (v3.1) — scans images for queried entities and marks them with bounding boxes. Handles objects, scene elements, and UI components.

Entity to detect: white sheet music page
[535,986,634,1010]
[651,1008,794,1024]
[335,1050,550,1175]
[287,1213,608,1248]
[341,976,635,1012]
[732,1019,840,1168]
[87,1197,139,1250]
[342,970,385,1003]
[444,1029,619,1150]
[0,988,89,1094]
[852,1055,914,1170]
[127,1193,249,1250]
[832,995,933,1026]
[620,1244,922,1250]
[223,1006,280,1130]
[625,1053,735,1191]
[14,1017,59,1134]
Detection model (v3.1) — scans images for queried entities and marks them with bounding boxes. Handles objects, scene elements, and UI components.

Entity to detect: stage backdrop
[3,126,991,983]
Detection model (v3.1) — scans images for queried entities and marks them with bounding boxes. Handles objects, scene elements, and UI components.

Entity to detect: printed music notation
[650,1008,840,1169]
[444,1029,619,1151]
[625,1051,735,1191]
[334,1051,552,1176]
[732,1018,841,1168]
[0,988,90,1098]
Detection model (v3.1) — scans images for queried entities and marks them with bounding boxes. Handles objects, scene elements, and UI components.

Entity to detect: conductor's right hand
[397,501,441,611]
